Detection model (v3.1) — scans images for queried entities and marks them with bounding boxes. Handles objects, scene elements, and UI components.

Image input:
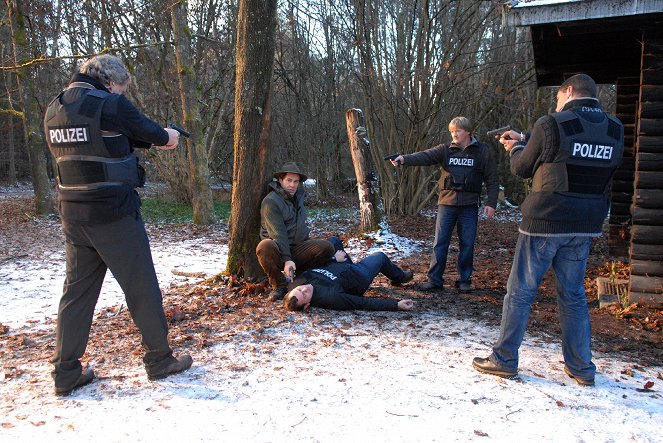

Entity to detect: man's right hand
[283,261,296,279]
[390,155,404,166]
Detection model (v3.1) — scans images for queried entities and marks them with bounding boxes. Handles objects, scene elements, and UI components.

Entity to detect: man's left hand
[484,206,496,219]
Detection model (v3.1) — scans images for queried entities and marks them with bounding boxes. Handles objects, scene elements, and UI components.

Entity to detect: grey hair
[449,116,473,134]
[79,54,131,87]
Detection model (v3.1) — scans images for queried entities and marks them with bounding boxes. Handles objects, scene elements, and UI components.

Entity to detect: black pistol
[169,123,191,138]
[486,125,511,139]
[383,153,401,161]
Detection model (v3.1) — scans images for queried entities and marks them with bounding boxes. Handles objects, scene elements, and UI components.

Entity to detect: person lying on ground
[283,250,415,311]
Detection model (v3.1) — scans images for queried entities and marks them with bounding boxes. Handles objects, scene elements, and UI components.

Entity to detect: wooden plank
[611,191,633,204]
[642,69,663,85]
[630,242,663,260]
[641,85,663,102]
[638,135,663,152]
[630,224,663,244]
[631,259,663,276]
[610,192,633,205]
[633,191,663,208]
[635,152,663,171]
[639,118,663,136]
[634,171,663,189]
[629,275,663,294]
[632,207,663,225]
[628,291,663,305]
[640,102,663,119]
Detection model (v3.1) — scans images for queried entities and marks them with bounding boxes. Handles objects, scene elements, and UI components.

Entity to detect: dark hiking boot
[418,281,444,292]
[147,355,193,381]
[564,365,595,387]
[55,367,95,396]
[268,286,288,302]
[458,282,472,293]
[391,270,414,286]
[472,357,518,378]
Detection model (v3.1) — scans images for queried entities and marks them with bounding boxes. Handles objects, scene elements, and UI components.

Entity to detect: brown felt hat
[273,162,308,181]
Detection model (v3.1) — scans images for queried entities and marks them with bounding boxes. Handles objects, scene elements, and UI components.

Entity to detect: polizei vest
[532,108,623,195]
[441,145,484,194]
[44,85,143,190]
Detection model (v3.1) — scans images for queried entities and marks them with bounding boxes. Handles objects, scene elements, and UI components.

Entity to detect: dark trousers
[256,238,335,288]
[349,252,406,294]
[52,212,173,389]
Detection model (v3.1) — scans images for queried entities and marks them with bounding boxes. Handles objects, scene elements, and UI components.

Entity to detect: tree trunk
[171,0,214,225]
[345,108,383,232]
[226,0,277,279]
[7,0,53,215]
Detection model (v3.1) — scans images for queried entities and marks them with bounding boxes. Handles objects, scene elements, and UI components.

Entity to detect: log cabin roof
[503,0,663,86]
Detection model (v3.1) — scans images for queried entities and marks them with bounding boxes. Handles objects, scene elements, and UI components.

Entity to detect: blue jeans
[490,234,596,379]
[428,204,478,287]
[350,252,405,294]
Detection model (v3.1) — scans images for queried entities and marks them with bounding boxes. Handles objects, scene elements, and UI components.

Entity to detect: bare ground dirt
[1,193,661,384]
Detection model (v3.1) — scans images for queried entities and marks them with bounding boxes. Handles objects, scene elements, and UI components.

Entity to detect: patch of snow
[0,214,661,441]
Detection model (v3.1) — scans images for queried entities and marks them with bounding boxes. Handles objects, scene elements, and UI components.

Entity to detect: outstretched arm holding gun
[486,125,527,145]
[384,152,404,166]
[154,123,191,151]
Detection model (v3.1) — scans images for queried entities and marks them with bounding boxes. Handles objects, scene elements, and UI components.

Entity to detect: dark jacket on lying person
[284,252,414,311]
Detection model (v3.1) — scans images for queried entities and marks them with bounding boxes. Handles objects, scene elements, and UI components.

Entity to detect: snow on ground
[1,220,662,442]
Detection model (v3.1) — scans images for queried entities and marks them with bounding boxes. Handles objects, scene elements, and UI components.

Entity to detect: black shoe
[458,282,472,293]
[564,365,595,386]
[419,281,444,291]
[268,286,288,301]
[147,355,193,381]
[54,368,95,396]
[472,357,518,378]
[391,270,414,286]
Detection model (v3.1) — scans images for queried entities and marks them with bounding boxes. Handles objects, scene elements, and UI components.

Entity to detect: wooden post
[345,108,383,232]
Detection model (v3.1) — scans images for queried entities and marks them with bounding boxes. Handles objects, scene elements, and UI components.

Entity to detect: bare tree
[170,0,215,224]
[5,0,53,214]
[226,0,278,279]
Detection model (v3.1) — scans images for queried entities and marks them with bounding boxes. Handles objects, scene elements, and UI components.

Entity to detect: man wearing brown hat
[256,162,336,301]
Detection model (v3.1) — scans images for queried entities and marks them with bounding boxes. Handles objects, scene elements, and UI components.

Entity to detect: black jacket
[290,262,399,311]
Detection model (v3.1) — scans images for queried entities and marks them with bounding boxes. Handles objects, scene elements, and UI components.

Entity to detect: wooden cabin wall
[610,77,638,261]
[629,32,663,304]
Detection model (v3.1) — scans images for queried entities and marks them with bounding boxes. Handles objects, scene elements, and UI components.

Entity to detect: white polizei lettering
[572,142,613,160]
[312,268,337,280]
[448,157,474,167]
[49,127,89,144]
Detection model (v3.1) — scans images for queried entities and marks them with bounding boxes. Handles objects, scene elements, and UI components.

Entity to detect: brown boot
[54,367,95,396]
[147,355,193,381]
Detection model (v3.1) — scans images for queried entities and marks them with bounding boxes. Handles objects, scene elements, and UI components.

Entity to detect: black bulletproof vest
[44,86,142,190]
[552,109,624,195]
[441,145,484,193]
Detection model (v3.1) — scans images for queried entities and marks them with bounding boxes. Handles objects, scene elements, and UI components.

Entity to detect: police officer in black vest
[473,74,624,386]
[44,54,192,396]
[390,116,499,293]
